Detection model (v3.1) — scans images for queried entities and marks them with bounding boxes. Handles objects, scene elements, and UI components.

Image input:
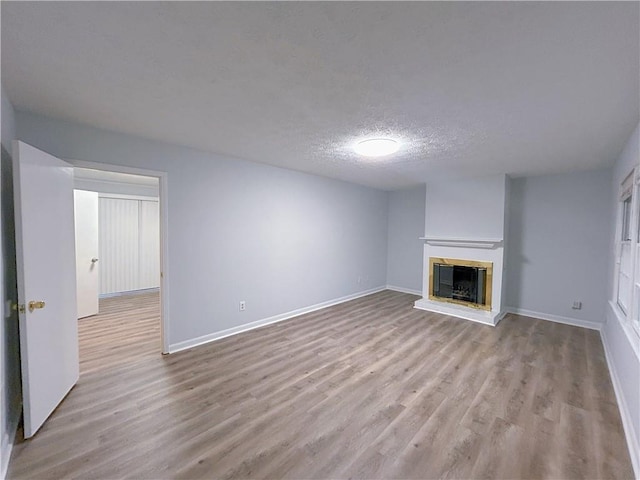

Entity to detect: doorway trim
[68,159,170,354]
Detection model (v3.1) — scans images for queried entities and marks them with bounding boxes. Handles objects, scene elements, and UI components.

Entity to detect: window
[617,172,633,313]
[633,175,640,336]
[615,169,640,337]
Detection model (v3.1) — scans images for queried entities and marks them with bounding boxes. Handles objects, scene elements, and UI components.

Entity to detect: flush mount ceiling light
[354,138,399,157]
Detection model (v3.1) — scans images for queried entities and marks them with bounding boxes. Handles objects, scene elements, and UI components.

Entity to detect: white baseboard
[169,286,387,353]
[1,410,20,480]
[99,287,159,299]
[505,307,602,331]
[600,325,640,479]
[385,285,422,296]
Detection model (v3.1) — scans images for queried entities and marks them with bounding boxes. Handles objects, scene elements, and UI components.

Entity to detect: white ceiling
[2,2,638,190]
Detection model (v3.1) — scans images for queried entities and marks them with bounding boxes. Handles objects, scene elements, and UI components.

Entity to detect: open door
[13,140,79,438]
[74,190,99,318]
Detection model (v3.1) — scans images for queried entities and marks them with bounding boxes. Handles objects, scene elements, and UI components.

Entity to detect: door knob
[91,258,99,263]
[28,301,45,312]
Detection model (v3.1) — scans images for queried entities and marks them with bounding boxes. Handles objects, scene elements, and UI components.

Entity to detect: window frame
[632,172,640,337]
[615,168,640,338]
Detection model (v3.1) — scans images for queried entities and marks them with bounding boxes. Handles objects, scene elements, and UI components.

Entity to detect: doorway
[12,141,171,439]
[71,162,169,357]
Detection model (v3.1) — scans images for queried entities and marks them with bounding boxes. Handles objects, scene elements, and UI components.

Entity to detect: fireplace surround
[415,175,509,326]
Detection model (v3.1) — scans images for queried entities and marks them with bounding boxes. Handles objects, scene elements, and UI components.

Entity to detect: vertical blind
[98,197,160,295]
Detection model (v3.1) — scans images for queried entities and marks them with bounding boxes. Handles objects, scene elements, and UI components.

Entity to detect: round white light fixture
[354,138,399,157]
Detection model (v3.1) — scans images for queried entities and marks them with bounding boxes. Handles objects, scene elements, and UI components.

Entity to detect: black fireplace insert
[432,263,487,306]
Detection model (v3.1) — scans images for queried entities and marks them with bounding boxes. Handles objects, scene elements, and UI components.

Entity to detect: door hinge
[12,303,25,314]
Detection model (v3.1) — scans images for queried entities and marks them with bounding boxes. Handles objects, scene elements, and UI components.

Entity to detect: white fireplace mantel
[419,237,503,249]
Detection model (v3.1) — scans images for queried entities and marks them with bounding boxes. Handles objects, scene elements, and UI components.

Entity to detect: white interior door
[13,140,79,438]
[74,190,99,318]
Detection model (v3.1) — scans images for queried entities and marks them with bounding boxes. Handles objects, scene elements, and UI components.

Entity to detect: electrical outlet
[357,276,361,284]
[239,301,246,311]
[572,301,582,310]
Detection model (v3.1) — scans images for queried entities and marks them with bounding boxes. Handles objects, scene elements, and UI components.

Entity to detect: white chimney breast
[415,174,510,325]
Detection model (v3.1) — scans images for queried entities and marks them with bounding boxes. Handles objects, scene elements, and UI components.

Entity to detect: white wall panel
[99,198,140,294]
[425,175,507,239]
[138,200,160,289]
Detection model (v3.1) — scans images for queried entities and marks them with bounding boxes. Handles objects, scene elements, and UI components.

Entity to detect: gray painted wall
[1,86,21,476]
[16,112,389,347]
[603,123,639,471]
[506,169,612,324]
[386,186,425,293]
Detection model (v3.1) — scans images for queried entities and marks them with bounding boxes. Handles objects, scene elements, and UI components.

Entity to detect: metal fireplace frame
[428,257,493,311]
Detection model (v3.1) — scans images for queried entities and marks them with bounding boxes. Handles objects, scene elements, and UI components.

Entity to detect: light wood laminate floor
[8,290,633,479]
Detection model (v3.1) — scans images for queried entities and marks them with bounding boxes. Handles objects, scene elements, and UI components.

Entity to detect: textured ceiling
[2,2,639,190]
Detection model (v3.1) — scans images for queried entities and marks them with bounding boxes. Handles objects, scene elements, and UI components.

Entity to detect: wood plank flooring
[8,290,634,479]
[76,292,161,375]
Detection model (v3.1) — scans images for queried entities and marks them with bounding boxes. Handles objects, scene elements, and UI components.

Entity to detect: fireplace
[429,257,493,310]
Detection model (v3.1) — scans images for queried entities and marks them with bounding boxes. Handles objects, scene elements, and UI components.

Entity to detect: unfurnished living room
[1,1,639,479]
